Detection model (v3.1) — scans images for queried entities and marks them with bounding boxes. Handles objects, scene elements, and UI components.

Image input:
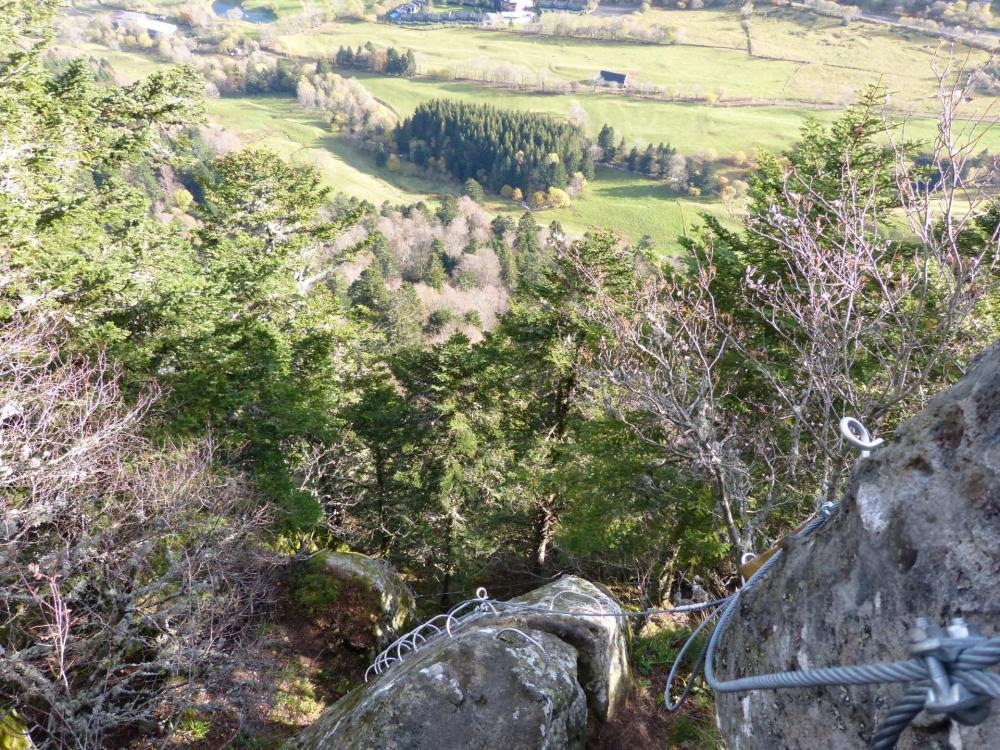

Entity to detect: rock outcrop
[289,575,632,749]
[315,551,416,649]
[716,344,1000,749]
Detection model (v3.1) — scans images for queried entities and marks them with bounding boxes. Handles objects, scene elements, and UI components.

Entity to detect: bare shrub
[414,283,509,334]
[455,246,502,289]
[578,80,1000,569]
[197,125,242,155]
[377,212,437,281]
[0,310,275,749]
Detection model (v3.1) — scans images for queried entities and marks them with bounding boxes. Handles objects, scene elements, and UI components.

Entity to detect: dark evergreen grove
[331,43,418,77]
[394,99,595,193]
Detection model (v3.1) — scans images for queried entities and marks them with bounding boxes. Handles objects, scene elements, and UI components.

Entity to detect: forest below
[3,2,1000,748]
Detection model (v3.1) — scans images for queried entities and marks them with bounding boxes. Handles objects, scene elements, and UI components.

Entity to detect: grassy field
[207,96,455,204]
[355,74,1000,156]
[73,43,736,246]
[277,25,802,101]
[92,38,997,163]
[73,2,1000,251]
[274,10,998,110]
[524,166,727,246]
[356,74,842,154]
[205,94,727,243]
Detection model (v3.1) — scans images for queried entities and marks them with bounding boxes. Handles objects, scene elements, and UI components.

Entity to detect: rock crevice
[289,575,632,750]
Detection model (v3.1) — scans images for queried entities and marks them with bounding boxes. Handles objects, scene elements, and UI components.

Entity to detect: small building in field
[599,70,628,87]
[113,11,178,38]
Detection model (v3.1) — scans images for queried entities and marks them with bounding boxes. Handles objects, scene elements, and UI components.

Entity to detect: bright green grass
[641,4,971,90]
[205,95,721,247]
[206,96,454,203]
[70,43,730,246]
[265,0,308,16]
[525,166,728,249]
[353,74,1000,156]
[278,23,805,100]
[72,45,438,202]
[641,8,747,48]
[79,43,167,79]
[275,10,996,109]
[88,39,995,163]
[71,37,1000,252]
[209,0,308,19]
[355,73,842,155]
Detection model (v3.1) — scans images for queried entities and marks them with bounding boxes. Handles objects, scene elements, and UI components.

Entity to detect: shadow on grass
[594,180,718,206]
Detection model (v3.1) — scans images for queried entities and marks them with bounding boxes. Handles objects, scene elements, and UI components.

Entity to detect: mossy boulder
[300,551,416,650]
[288,575,632,749]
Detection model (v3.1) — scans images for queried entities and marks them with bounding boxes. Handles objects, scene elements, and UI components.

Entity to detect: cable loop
[839,416,884,457]
[495,627,547,657]
[360,425,998,750]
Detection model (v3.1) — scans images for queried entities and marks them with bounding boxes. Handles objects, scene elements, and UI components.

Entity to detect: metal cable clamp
[910,618,992,726]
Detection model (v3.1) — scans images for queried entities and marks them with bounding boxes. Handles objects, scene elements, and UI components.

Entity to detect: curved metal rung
[495,627,547,657]
[839,416,884,457]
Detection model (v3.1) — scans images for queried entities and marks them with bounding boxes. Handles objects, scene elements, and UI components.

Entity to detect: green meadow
[275,10,998,110]
[75,4,1000,249]
[356,73,1000,154]
[524,166,727,245]
[206,96,451,203]
[205,95,729,244]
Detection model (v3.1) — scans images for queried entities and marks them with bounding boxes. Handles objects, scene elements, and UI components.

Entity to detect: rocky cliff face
[289,576,632,750]
[716,343,1000,749]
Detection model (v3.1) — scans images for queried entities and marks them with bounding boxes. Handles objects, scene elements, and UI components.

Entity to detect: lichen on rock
[715,342,1000,749]
[288,575,632,750]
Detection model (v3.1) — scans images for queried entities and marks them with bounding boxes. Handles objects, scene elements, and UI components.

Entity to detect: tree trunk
[713,469,748,573]
[532,500,557,574]
[374,449,388,555]
[634,546,681,635]
[439,508,456,609]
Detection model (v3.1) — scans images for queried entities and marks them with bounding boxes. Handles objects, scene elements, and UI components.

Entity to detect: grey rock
[715,342,1000,750]
[319,551,417,648]
[289,575,632,749]
[503,576,633,725]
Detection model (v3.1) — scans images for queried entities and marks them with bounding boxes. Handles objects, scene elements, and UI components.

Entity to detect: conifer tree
[597,123,616,161]
[436,194,459,224]
[640,144,656,174]
[627,146,640,171]
[424,250,448,290]
[394,99,590,193]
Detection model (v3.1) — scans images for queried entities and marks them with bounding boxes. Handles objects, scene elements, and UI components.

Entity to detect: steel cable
[361,419,999,749]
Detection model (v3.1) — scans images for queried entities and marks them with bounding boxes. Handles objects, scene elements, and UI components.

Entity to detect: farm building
[599,70,628,86]
[112,11,178,38]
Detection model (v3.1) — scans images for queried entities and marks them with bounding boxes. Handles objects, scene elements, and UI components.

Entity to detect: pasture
[355,75,1000,157]
[523,166,728,246]
[206,95,454,204]
[274,9,998,110]
[205,95,729,245]
[72,3,1000,249]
